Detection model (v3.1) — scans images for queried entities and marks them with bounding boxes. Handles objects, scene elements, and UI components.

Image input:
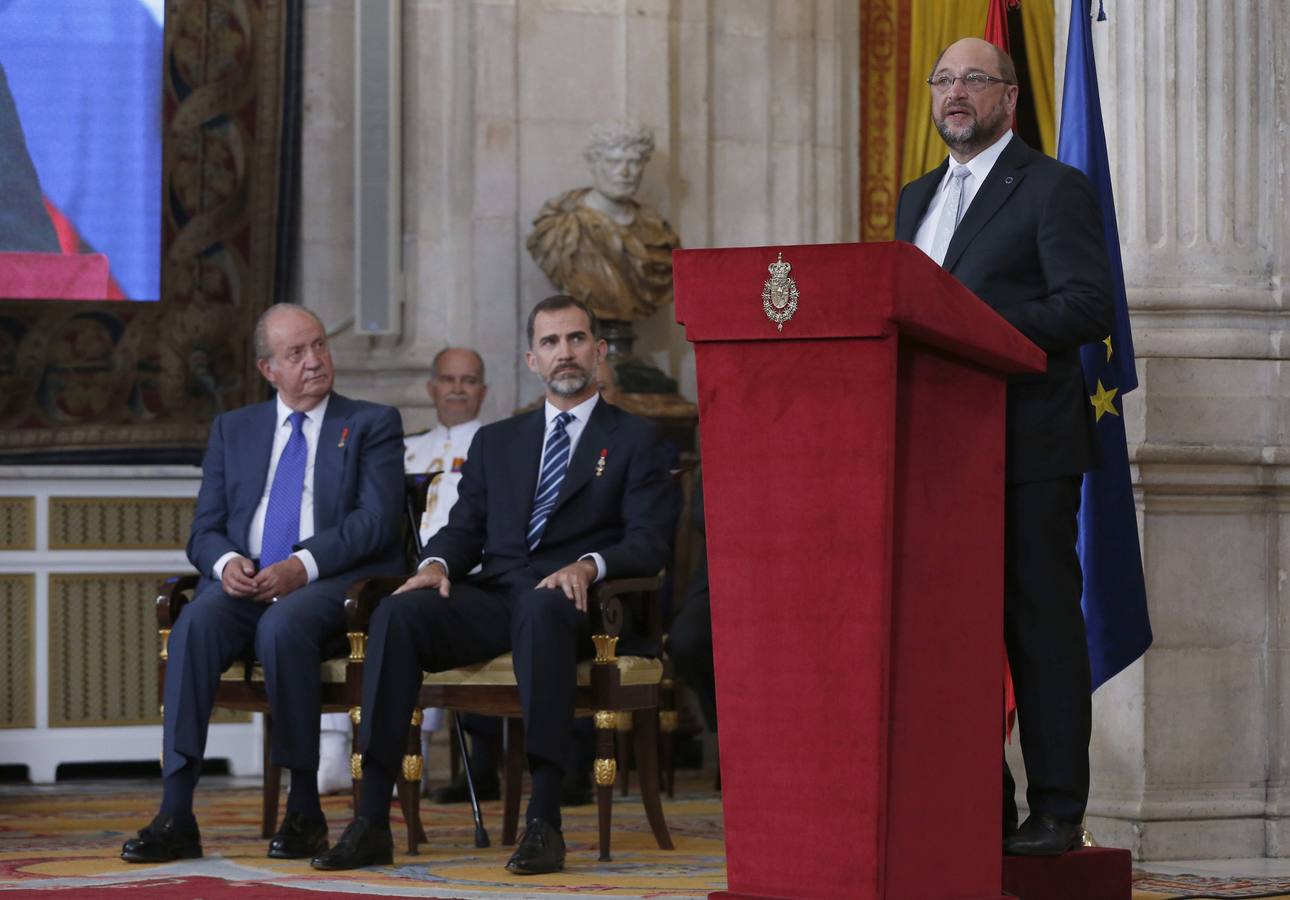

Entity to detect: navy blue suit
[896,137,1114,825]
[164,392,405,777]
[359,398,673,775]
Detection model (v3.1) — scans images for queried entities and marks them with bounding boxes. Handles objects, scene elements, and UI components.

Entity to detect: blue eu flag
[1057,0,1152,691]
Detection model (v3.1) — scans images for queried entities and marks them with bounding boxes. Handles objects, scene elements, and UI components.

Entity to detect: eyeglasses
[926,72,1014,93]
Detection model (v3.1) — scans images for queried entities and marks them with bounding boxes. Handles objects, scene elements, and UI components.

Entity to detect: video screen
[0,0,163,301]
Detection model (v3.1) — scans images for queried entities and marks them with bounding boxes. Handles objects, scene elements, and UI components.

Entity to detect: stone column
[1050,0,1290,859]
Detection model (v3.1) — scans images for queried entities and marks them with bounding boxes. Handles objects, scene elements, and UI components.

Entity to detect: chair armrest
[155,574,199,628]
[344,576,406,631]
[591,571,665,640]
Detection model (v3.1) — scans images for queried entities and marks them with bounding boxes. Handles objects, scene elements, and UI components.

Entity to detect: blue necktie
[260,410,307,567]
[527,411,573,550]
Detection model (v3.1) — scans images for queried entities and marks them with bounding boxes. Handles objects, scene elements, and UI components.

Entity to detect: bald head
[931,38,1017,85]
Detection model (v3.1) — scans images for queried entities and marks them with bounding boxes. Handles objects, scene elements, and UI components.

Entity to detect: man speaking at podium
[895,37,1113,856]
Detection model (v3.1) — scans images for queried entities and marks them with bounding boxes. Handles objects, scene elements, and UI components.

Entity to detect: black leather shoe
[267,810,329,859]
[1004,813,1084,856]
[505,818,566,875]
[310,817,393,870]
[120,814,202,863]
[430,770,500,804]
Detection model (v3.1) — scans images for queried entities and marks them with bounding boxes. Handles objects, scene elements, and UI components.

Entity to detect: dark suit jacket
[187,392,406,583]
[895,137,1114,484]
[424,398,672,583]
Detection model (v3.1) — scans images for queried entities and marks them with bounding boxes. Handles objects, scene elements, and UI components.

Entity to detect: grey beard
[937,118,979,150]
[547,369,590,397]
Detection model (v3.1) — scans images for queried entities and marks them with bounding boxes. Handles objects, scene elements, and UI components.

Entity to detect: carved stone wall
[301,0,860,427]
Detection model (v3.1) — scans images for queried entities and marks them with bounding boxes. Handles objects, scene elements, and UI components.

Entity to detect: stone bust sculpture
[527,121,681,322]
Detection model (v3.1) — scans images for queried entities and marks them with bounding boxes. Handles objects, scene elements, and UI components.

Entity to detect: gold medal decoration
[761,252,799,332]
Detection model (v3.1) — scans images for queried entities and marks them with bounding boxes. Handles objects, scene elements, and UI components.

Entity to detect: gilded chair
[151,471,434,851]
[344,571,675,861]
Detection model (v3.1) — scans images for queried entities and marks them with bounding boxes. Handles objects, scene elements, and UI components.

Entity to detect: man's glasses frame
[926,71,1015,93]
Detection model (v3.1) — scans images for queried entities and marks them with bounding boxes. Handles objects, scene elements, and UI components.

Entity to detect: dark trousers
[162,575,350,778]
[1002,476,1092,826]
[668,555,716,732]
[359,566,593,778]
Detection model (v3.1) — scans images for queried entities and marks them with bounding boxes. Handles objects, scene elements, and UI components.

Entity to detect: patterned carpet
[3,776,1289,898]
[1131,872,1290,900]
[0,775,726,898]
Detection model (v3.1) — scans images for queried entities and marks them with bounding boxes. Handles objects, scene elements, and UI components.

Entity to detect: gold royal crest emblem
[761,252,799,331]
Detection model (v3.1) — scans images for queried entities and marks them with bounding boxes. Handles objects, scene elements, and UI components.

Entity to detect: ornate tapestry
[0,0,296,458]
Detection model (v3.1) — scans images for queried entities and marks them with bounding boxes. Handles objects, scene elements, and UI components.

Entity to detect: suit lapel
[552,399,614,515]
[314,393,351,532]
[942,137,1032,273]
[896,161,948,243]
[512,408,547,521]
[244,402,278,511]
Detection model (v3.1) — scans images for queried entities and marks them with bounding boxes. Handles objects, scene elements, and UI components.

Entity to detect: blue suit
[164,392,405,777]
[359,398,673,775]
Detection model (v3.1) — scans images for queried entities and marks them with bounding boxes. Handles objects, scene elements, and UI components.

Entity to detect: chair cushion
[219,658,349,684]
[421,652,663,688]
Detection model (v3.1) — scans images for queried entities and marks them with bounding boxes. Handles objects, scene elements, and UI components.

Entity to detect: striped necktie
[260,410,307,566]
[527,411,573,550]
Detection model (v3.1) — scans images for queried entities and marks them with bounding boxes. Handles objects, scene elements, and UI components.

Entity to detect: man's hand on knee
[252,557,307,602]
[221,555,259,599]
[535,559,598,613]
[394,561,451,597]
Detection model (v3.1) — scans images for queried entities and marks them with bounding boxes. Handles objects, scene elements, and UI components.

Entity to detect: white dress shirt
[913,129,1014,262]
[212,394,327,584]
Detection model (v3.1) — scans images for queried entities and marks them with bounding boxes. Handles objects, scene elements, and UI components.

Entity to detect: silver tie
[930,165,971,267]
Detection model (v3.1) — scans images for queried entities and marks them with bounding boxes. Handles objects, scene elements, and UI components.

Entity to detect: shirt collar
[544,393,599,428]
[276,393,329,429]
[436,417,481,436]
[946,129,1013,185]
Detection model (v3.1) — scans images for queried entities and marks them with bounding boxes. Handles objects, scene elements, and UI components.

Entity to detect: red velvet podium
[674,241,1046,900]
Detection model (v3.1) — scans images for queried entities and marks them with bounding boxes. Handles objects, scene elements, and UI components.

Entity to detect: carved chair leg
[659,694,679,798]
[349,706,362,818]
[615,711,633,797]
[633,708,674,850]
[262,713,280,839]
[399,708,426,853]
[502,717,524,846]
[594,710,618,861]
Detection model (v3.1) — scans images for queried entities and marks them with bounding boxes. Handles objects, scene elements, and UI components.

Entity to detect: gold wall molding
[0,575,35,728]
[859,0,912,242]
[0,497,36,550]
[49,497,196,550]
[49,573,169,727]
[48,573,246,727]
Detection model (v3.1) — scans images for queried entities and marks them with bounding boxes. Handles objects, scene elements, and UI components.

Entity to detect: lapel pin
[1004,176,1014,184]
[338,426,349,448]
[595,448,608,477]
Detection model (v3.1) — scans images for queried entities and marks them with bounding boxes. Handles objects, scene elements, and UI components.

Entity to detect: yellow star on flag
[1103,335,1113,361]
[1089,379,1120,422]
